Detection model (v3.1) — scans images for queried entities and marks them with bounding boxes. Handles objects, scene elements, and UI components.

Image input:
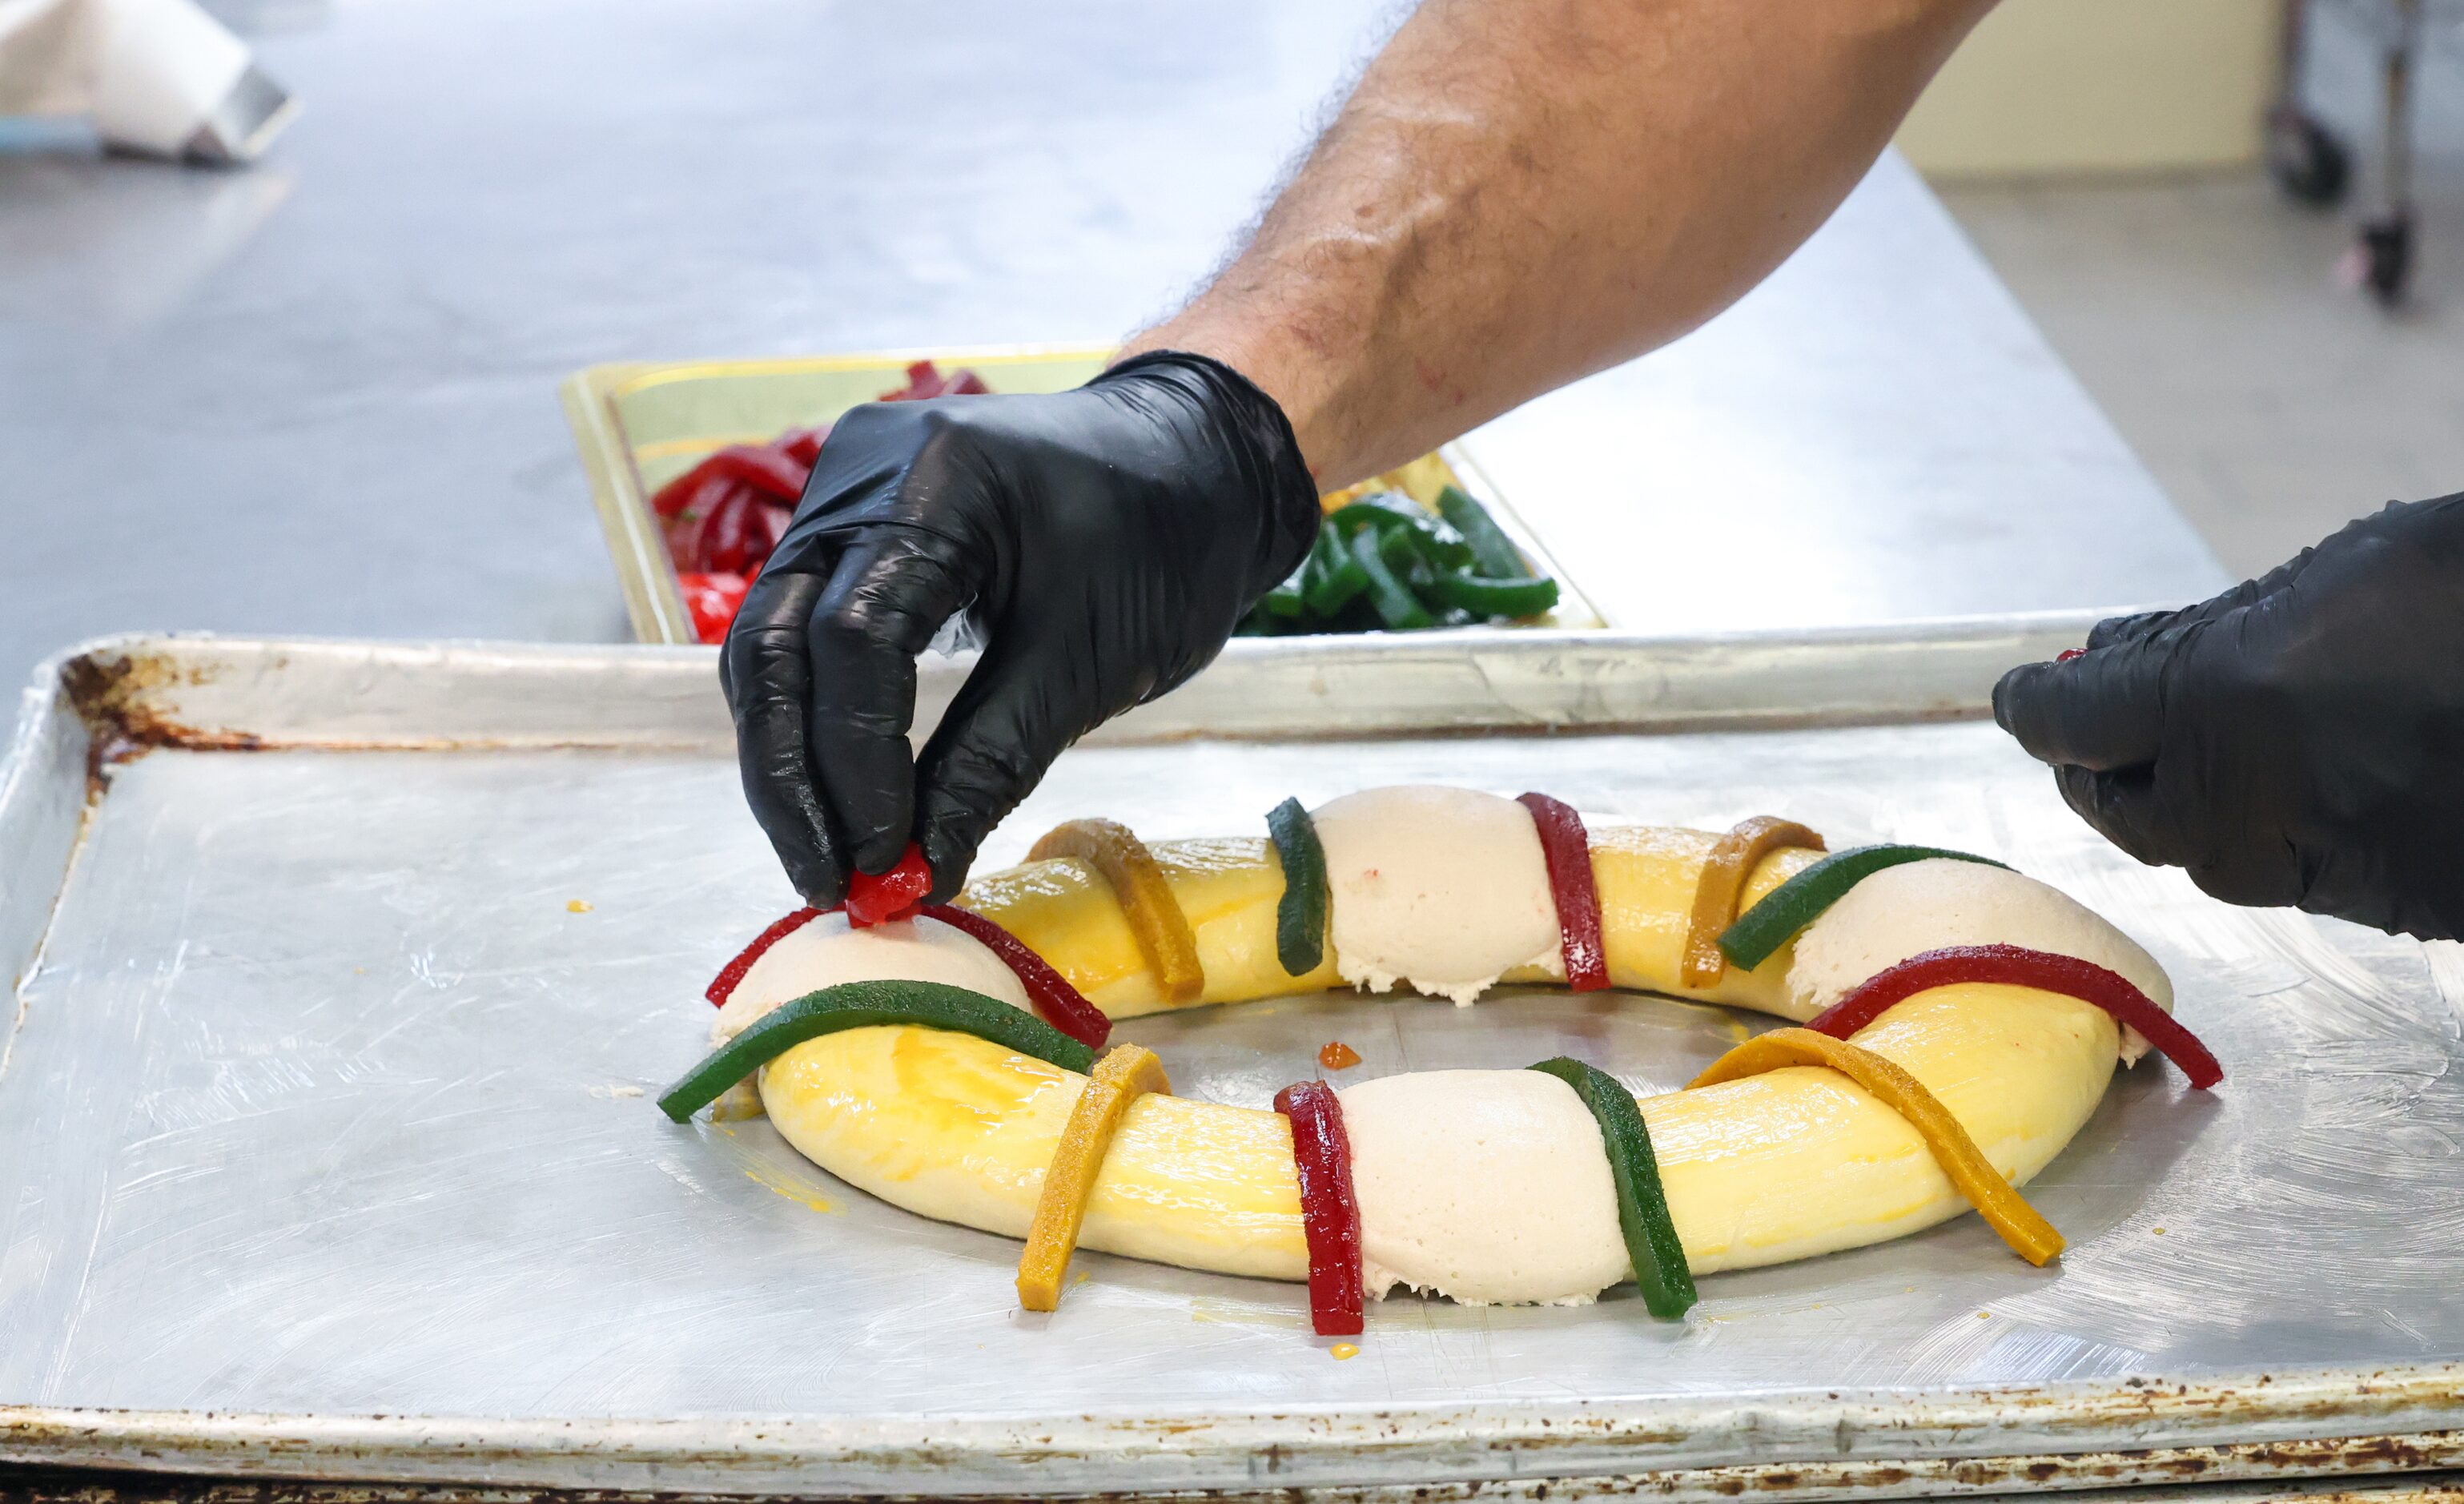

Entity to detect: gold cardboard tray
[560,344,1605,644]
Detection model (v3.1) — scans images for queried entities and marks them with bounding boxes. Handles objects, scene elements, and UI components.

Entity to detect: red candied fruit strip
[845,844,932,928]
[677,571,749,645]
[694,444,809,501]
[1273,1080,1365,1337]
[651,443,810,518]
[701,486,766,575]
[1516,792,1609,991]
[651,464,710,521]
[701,891,1112,1052]
[878,360,944,401]
[699,848,926,1007]
[1807,943,2221,1090]
[663,473,738,569]
[705,906,826,1007]
[918,903,1112,1050]
[777,425,830,466]
[877,360,993,403]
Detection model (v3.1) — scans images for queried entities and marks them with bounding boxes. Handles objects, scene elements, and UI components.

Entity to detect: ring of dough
[750,792,2169,1298]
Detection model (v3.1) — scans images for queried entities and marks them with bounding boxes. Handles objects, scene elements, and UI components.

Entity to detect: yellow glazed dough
[743,805,2165,1302]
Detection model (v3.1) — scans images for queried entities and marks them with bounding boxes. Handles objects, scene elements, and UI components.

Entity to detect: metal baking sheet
[557,344,1606,642]
[6,623,2464,1500]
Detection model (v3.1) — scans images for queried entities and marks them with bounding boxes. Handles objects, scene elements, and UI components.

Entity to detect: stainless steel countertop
[0,0,2228,690]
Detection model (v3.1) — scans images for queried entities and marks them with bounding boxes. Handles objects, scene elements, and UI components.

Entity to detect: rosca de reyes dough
[659,785,2221,1337]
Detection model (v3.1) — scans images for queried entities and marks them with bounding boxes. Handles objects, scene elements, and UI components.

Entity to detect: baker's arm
[1126,0,1996,485]
[730,0,1995,905]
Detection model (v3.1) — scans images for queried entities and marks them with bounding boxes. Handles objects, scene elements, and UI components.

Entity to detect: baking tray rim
[11,607,2136,754]
[6,1359,2464,1496]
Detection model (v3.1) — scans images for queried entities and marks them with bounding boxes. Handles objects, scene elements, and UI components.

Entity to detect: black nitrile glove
[1994,493,2464,940]
[721,351,1320,905]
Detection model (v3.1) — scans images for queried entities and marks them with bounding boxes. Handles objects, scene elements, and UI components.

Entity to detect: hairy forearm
[1123,0,1992,486]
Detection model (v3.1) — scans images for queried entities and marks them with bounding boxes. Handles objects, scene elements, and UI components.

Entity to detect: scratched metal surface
[3,633,2463,1497]
[6,1462,2464,1504]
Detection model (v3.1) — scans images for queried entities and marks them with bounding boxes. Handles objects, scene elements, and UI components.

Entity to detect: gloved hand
[1994,493,2464,940]
[721,350,1320,905]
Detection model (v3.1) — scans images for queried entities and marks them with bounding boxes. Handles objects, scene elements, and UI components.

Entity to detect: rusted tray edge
[3,1365,2462,1498]
[0,1462,2456,1504]
[3,1446,2459,1504]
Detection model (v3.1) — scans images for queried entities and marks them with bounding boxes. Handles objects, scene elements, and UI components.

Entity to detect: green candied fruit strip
[1300,525,1368,617]
[1259,576,1307,618]
[1715,844,2012,972]
[1429,571,1560,620]
[1329,493,1476,570]
[1435,484,1531,581]
[1377,522,1439,596]
[1349,526,1433,630]
[1265,796,1330,977]
[658,979,1095,1122]
[1528,1056,1696,1319]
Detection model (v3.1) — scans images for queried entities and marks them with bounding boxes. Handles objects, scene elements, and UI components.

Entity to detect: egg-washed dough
[748,804,2161,1305]
[1311,785,1562,1005]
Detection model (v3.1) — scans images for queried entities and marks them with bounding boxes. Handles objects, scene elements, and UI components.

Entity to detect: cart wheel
[2350,214,2414,304]
[2266,107,2349,206]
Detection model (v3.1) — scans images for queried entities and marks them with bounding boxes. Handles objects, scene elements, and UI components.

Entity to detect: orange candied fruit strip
[1681,817,1827,987]
[1028,818,1205,1003]
[1687,1027,2065,1266]
[1016,1044,1172,1312]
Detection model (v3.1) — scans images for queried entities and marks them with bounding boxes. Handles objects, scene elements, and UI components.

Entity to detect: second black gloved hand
[722,350,1320,905]
[1994,493,2464,940]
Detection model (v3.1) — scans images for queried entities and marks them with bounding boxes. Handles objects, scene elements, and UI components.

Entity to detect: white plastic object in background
[0,0,105,117]
[92,0,244,154]
[0,0,295,163]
